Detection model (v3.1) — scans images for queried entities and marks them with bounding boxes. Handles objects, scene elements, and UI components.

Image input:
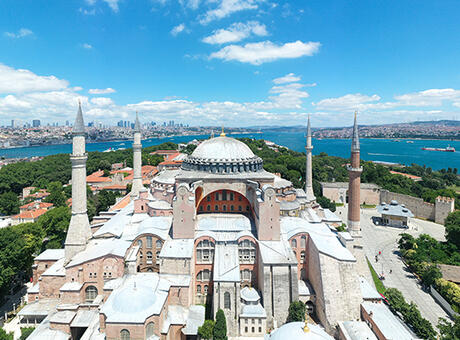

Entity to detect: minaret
[347,111,362,237]
[305,114,315,202]
[65,102,91,263]
[130,112,143,197]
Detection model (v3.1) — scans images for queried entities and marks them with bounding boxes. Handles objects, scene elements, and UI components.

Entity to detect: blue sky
[0,0,459,127]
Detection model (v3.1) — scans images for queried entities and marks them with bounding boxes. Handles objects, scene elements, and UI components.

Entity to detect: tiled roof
[390,171,421,180]
[13,208,48,220]
[20,201,53,210]
[109,194,131,211]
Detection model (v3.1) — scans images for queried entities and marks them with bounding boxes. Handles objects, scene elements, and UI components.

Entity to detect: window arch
[137,239,143,248]
[120,329,130,340]
[85,286,98,302]
[300,251,306,263]
[300,235,306,248]
[156,251,160,265]
[291,239,297,248]
[224,292,231,309]
[238,239,256,263]
[156,240,163,248]
[147,251,153,263]
[196,269,211,281]
[196,239,215,263]
[147,236,152,248]
[139,251,143,260]
[146,322,155,338]
[240,269,252,281]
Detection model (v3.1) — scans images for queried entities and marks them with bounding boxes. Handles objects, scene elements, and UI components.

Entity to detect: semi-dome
[113,283,157,314]
[182,136,263,174]
[269,322,334,340]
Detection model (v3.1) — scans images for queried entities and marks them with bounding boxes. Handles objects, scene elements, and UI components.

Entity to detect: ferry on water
[421,146,456,152]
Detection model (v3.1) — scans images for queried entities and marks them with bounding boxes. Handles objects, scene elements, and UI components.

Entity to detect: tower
[130,112,143,197]
[305,114,316,202]
[65,102,91,263]
[347,112,362,237]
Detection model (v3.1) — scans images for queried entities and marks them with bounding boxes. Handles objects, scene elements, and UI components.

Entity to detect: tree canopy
[287,301,306,323]
[213,309,228,340]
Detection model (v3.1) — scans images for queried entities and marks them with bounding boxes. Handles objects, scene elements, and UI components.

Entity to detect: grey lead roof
[377,201,414,218]
[73,102,85,135]
[352,111,360,151]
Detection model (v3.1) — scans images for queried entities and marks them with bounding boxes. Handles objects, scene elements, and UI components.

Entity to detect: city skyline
[1,0,459,127]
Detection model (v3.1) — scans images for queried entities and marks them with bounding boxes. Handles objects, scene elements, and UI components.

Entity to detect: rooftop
[377,200,414,218]
[35,248,65,261]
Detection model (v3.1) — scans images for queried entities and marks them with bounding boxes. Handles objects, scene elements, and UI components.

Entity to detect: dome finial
[220,126,226,137]
[303,311,310,333]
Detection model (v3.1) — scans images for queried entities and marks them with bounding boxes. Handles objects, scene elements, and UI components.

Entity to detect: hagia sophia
[19,105,416,340]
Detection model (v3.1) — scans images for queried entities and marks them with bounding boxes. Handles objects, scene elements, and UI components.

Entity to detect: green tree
[438,315,460,340]
[38,206,71,249]
[98,159,112,171]
[421,265,442,286]
[19,327,35,340]
[444,211,460,249]
[94,190,119,214]
[198,319,215,339]
[45,181,66,207]
[287,301,306,323]
[0,191,20,215]
[0,329,13,340]
[213,309,227,340]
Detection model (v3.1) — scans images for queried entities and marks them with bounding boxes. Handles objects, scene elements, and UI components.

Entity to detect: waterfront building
[22,108,395,339]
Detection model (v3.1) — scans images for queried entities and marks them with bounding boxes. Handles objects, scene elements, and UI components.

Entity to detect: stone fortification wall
[379,190,456,224]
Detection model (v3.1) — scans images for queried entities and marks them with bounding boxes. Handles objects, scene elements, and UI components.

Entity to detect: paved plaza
[336,205,450,327]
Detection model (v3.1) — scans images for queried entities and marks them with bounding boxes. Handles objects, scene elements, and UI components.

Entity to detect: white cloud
[210,40,320,65]
[79,7,96,15]
[84,0,119,13]
[313,93,381,111]
[273,73,300,84]
[0,63,69,94]
[4,28,34,39]
[199,0,261,25]
[90,97,115,106]
[82,43,93,49]
[171,23,186,36]
[394,88,460,106]
[89,88,116,94]
[202,21,267,44]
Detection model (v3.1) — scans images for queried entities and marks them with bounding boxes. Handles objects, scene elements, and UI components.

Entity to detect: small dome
[191,136,256,161]
[241,286,261,302]
[269,322,333,340]
[113,283,157,314]
[390,200,398,206]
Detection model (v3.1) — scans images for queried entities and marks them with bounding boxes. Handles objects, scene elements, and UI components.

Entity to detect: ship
[421,146,456,152]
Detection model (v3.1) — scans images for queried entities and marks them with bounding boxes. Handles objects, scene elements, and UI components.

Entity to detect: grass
[361,204,377,209]
[335,202,344,207]
[367,257,386,294]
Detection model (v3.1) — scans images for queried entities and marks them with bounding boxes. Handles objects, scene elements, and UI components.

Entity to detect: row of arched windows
[196,240,215,263]
[137,237,162,249]
[290,235,306,249]
[199,204,249,212]
[119,322,155,340]
[238,239,256,263]
[139,250,161,265]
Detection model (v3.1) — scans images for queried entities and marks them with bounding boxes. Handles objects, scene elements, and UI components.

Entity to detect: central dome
[191,136,256,161]
[182,136,263,174]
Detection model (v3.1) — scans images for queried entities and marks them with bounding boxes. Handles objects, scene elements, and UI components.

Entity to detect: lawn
[367,257,386,294]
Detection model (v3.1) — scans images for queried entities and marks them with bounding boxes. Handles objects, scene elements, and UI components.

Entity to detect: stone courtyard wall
[380,189,435,220]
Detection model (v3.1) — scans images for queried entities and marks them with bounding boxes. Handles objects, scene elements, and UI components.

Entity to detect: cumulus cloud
[171,23,186,36]
[82,43,93,49]
[4,28,34,39]
[199,0,261,25]
[394,88,460,106]
[210,40,320,65]
[313,94,381,111]
[273,73,300,84]
[90,97,115,106]
[84,0,119,13]
[202,21,267,44]
[0,63,69,94]
[88,88,116,94]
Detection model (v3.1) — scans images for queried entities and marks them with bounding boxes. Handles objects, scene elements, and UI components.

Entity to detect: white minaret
[130,112,143,197]
[305,114,316,202]
[65,102,91,263]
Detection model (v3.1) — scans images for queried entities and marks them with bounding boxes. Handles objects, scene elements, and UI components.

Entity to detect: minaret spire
[347,111,362,237]
[305,114,315,202]
[65,102,91,263]
[130,112,143,197]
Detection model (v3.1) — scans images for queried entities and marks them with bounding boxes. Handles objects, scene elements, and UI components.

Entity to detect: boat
[406,141,414,143]
[421,146,456,152]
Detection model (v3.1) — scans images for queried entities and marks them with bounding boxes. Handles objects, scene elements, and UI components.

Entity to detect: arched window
[215,205,218,211]
[156,251,160,265]
[238,206,242,212]
[85,286,98,302]
[207,205,211,211]
[207,195,211,202]
[147,251,153,263]
[240,269,252,281]
[146,322,155,338]
[147,236,152,248]
[196,240,215,263]
[204,285,208,294]
[120,329,130,340]
[300,236,306,248]
[156,240,162,248]
[197,269,211,281]
[137,239,143,248]
[291,239,297,248]
[197,285,201,294]
[300,251,306,262]
[238,239,256,263]
[139,251,143,259]
[224,292,231,309]
[223,205,227,211]
[231,205,234,211]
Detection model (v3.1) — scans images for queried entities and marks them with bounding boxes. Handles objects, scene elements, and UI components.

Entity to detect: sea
[0,132,459,170]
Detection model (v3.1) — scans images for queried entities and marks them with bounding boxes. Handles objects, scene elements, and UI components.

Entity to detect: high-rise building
[32,120,41,127]
[117,120,124,127]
